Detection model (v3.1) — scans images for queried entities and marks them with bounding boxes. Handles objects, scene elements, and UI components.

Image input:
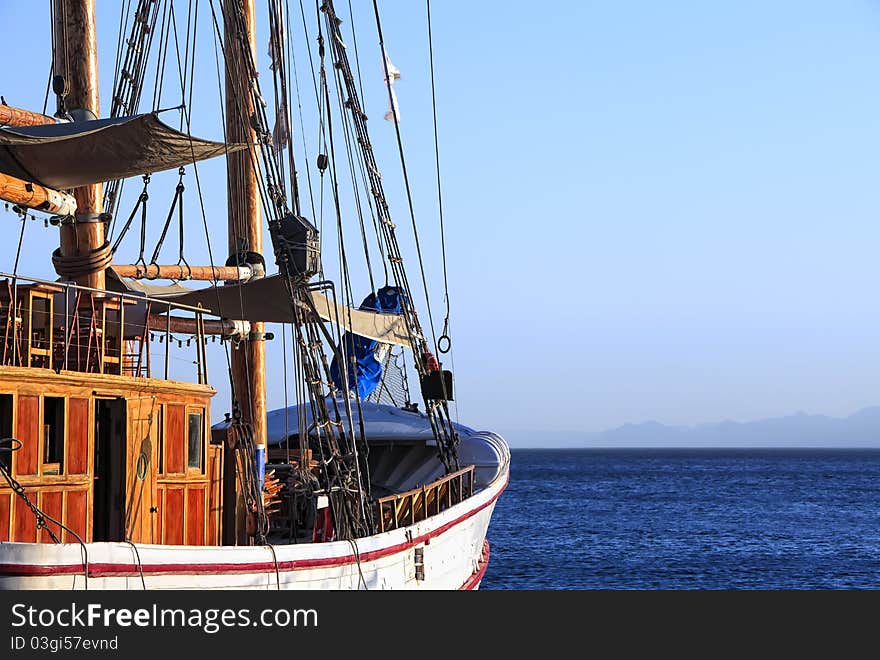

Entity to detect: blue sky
[2,1,880,447]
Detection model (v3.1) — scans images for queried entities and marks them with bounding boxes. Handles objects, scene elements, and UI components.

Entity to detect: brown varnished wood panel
[14,395,39,476]
[125,398,161,543]
[0,492,10,541]
[185,486,206,546]
[67,397,89,475]
[155,488,164,544]
[165,405,185,475]
[0,357,217,545]
[12,495,37,542]
[163,487,184,545]
[0,366,215,401]
[207,447,222,545]
[38,490,63,543]
[63,489,88,542]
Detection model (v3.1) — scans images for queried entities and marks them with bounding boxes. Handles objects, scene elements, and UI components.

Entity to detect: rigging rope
[166,0,431,538]
[370,0,441,357]
[10,212,27,364]
[52,242,113,280]
[179,0,196,131]
[1,440,59,544]
[288,0,318,222]
[167,0,194,131]
[326,33,379,295]
[209,0,273,471]
[316,12,364,307]
[110,0,133,119]
[345,0,367,109]
[148,167,186,267]
[111,174,150,254]
[53,0,72,118]
[320,0,459,472]
[316,23,379,502]
[268,0,302,213]
[166,0,277,544]
[137,175,151,266]
[124,541,148,589]
[426,0,452,355]
[211,0,375,538]
[152,0,173,111]
[105,0,164,225]
[300,0,329,269]
[42,62,52,117]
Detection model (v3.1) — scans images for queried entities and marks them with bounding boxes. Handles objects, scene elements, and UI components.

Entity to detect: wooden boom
[0,104,58,127]
[0,172,77,215]
[112,264,253,281]
[148,314,250,337]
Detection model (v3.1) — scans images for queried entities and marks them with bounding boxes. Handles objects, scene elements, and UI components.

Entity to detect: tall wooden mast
[52,0,105,290]
[224,0,267,452]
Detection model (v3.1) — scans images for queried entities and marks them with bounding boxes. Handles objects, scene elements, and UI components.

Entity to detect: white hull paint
[0,463,507,590]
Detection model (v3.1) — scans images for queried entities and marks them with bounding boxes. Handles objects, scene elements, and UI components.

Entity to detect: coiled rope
[51,241,112,279]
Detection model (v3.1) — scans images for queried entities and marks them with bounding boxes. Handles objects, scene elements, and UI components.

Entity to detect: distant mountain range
[505,407,880,448]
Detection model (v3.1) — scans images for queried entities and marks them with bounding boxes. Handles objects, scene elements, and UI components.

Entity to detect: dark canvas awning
[0,113,242,189]
[106,269,415,349]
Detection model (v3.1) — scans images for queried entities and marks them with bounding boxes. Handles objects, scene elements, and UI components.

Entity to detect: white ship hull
[0,461,507,590]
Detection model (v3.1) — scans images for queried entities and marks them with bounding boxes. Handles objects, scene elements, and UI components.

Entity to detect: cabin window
[43,396,65,475]
[0,394,12,470]
[187,410,204,472]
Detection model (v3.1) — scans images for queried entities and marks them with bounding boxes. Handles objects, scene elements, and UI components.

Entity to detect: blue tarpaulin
[330,287,404,399]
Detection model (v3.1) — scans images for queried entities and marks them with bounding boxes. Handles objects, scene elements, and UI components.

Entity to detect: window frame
[41,395,66,476]
[186,407,205,474]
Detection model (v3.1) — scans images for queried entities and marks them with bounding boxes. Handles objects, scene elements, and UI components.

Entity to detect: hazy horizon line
[502,404,880,437]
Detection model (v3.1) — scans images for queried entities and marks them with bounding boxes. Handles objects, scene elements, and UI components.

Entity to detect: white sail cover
[0,113,241,189]
[308,288,413,349]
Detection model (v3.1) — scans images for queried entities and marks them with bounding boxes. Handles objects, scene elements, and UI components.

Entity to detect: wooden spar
[0,104,59,127]
[112,264,254,281]
[52,0,105,290]
[0,172,77,215]
[148,314,249,337]
[224,0,267,453]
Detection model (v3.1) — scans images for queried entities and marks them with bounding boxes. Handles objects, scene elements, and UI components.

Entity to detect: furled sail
[0,113,241,190]
[117,272,414,349]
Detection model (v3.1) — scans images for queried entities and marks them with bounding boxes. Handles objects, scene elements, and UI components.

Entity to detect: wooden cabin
[0,276,222,546]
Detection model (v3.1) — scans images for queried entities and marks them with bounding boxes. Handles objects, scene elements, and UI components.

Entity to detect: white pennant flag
[383,50,401,122]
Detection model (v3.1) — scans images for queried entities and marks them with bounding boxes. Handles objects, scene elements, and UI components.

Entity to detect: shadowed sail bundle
[0,113,241,189]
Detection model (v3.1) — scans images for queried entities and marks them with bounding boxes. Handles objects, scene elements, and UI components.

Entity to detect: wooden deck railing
[374,465,476,533]
[0,271,208,381]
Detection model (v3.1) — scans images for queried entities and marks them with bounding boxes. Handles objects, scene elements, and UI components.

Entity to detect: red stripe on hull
[459,540,491,590]
[0,474,509,580]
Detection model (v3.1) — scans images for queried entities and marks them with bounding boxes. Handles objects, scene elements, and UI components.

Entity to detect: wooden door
[125,398,161,543]
[156,404,210,545]
[92,398,127,542]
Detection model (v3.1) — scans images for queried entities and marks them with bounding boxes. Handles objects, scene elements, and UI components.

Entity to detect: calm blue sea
[480,449,880,589]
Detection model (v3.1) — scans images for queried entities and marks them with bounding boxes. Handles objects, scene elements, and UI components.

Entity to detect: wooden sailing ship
[0,0,509,589]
